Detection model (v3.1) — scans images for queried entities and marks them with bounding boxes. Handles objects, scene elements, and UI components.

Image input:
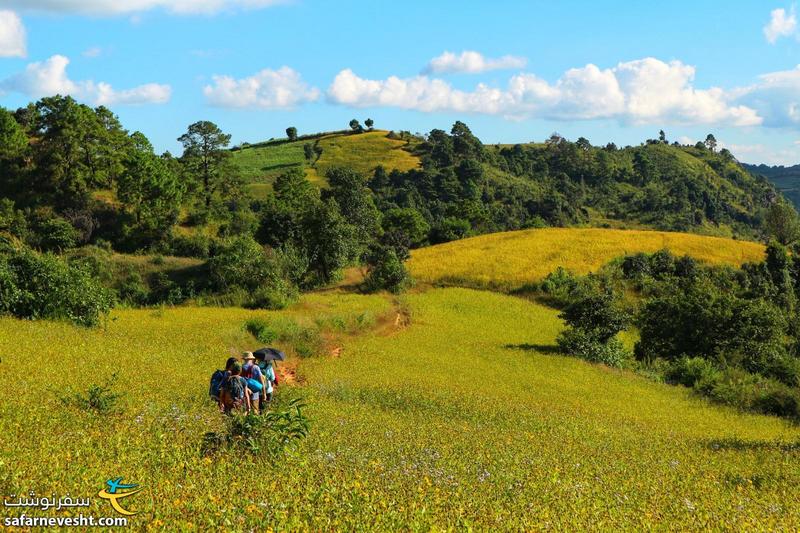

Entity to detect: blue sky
[1,0,800,164]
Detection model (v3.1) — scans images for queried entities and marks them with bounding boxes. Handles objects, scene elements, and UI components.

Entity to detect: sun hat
[242,351,256,361]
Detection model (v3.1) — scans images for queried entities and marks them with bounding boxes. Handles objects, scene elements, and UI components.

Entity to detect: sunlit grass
[408,227,766,291]
[1,286,797,529]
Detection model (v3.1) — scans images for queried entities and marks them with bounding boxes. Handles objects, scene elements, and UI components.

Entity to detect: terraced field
[408,227,766,291]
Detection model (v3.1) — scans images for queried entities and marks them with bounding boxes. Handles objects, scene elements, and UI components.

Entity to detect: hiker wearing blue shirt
[242,352,264,414]
[255,354,277,412]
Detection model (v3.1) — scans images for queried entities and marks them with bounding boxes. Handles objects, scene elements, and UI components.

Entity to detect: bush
[244,318,277,344]
[207,235,285,292]
[202,398,309,459]
[363,247,411,294]
[60,374,123,414]
[753,386,800,419]
[665,357,720,392]
[170,234,213,258]
[0,247,114,326]
[557,329,631,368]
[116,272,150,306]
[246,279,298,310]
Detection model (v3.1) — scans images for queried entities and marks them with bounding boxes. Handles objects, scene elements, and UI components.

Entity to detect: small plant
[201,398,309,460]
[244,318,277,343]
[61,374,123,414]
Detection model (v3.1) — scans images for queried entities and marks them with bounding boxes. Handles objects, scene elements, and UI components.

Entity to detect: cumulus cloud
[734,65,800,128]
[0,54,171,105]
[203,66,320,109]
[764,7,797,43]
[329,58,762,127]
[0,10,25,57]
[0,0,285,16]
[424,50,527,74]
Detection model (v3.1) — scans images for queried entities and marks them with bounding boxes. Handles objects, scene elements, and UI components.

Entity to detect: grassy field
[231,131,420,198]
[407,228,766,291]
[1,287,798,530]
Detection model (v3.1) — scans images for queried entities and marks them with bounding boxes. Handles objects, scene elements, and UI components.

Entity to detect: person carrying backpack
[219,361,250,414]
[255,353,277,412]
[209,357,238,409]
[242,352,264,415]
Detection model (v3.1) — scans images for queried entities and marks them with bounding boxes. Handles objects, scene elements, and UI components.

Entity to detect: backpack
[223,375,246,403]
[209,370,226,399]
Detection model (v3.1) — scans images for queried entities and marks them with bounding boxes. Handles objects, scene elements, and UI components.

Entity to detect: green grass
[231,131,420,198]
[1,287,798,529]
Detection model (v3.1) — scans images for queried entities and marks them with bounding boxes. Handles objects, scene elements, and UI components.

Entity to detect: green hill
[744,163,800,209]
[231,130,421,198]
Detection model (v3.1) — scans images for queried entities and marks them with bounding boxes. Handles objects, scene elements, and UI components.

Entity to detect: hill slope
[743,163,800,209]
[2,287,797,529]
[407,227,766,291]
[231,130,420,197]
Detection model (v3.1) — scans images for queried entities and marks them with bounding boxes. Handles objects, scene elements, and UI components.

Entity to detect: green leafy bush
[0,247,113,326]
[60,374,123,414]
[557,329,631,368]
[244,318,277,343]
[363,246,411,294]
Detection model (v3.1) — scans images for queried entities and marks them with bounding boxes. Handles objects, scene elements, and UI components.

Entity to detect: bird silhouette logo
[97,478,142,516]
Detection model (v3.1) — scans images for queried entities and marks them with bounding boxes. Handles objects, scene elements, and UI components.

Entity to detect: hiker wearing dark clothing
[209,357,238,408]
[255,354,278,412]
[219,361,250,413]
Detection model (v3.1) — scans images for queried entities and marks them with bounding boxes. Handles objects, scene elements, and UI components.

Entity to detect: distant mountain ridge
[743,163,800,209]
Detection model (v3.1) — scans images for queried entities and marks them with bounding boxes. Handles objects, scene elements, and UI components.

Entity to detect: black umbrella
[253,347,286,361]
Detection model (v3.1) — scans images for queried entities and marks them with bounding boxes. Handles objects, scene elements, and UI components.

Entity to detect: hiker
[209,357,238,406]
[255,353,277,411]
[218,361,250,414]
[242,352,264,415]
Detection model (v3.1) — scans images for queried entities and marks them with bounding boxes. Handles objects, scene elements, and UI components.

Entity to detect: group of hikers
[209,351,278,414]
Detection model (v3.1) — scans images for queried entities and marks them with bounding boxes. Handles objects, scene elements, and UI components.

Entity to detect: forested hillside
[744,163,800,210]
[1,97,798,324]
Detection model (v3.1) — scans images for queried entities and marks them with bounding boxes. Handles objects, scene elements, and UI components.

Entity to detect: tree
[302,198,357,286]
[658,130,667,143]
[349,119,362,132]
[303,143,314,162]
[0,108,27,160]
[765,202,800,245]
[363,245,411,294]
[364,118,374,130]
[118,132,183,244]
[178,121,236,209]
[286,127,298,141]
[381,208,430,247]
[704,134,717,152]
[323,167,381,253]
[560,291,630,343]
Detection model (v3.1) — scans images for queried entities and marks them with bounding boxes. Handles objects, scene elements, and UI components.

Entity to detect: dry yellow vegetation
[408,227,766,290]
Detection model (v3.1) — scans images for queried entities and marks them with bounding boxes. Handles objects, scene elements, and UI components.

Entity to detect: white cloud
[764,7,797,43]
[203,66,319,109]
[0,10,25,57]
[733,65,800,128]
[329,58,762,128]
[1,54,171,105]
[0,0,286,16]
[82,46,103,58]
[424,51,527,74]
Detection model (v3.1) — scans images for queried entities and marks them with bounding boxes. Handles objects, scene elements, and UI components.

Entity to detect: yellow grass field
[408,227,766,290]
[311,130,420,179]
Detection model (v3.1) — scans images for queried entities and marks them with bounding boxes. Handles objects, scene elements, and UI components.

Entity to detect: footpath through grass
[1,288,798,529]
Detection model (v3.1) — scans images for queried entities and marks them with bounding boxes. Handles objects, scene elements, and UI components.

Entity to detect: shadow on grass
[504,343,561,355]
[705,437,800,452]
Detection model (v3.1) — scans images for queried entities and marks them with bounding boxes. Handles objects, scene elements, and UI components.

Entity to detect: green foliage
[382,208,430,247]
[363,246,412,294]
[202,398,309,459]
[207,235,280,292]
[0,247,113,326]
[244,318,277,344]
[559,291,630,343]
[765,201,800,245]
[285,127,298,141]
[60,374,122,414]
[557,329,631,368]
[178,120,239,209]
[301,198,357,287]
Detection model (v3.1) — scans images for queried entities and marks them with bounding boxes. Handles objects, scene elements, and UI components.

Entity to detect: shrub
[363,247,411,294]
[33,215,80,252]
[666,357,720,392]
[169,234,213,258]
[116,272,150,306]
[247,280,298,310]
[207,235,285,292]
[0,247,114,326]
[753,386,800,419]
[244,318,277,343]
[557,329,631,368]
[201,398,309,459]
[60,374,123,414]
[559,291,630,343]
